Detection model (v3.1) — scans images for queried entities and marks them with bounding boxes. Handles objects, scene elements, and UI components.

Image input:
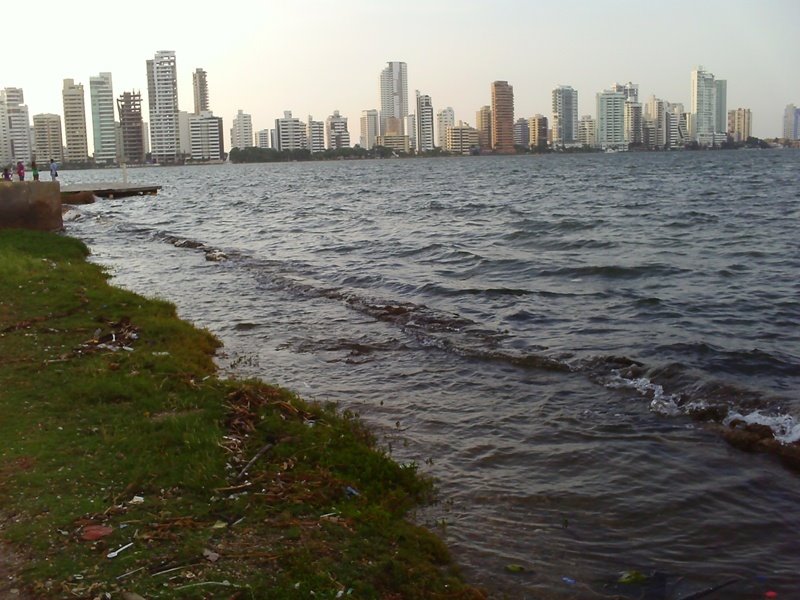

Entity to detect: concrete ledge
[0,182,63,231]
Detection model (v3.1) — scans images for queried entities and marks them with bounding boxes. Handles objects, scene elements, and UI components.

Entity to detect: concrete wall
[0,182,63,231]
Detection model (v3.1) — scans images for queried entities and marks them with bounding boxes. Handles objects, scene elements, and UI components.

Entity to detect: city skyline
[2,0,797,154]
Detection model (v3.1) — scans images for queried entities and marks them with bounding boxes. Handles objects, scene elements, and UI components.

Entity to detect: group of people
[1,159,58,182]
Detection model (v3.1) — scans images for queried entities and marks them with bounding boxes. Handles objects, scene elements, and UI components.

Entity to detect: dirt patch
[0,533,32,598]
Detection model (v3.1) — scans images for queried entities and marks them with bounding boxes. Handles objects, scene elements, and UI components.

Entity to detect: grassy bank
[0,229,485,599]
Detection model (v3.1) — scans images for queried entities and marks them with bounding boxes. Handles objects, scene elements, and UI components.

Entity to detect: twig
[236,443,273,480]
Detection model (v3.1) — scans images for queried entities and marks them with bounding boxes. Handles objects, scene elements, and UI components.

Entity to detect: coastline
[0,229,486,599]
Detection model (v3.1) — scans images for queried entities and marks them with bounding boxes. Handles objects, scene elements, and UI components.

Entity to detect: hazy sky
[5,0,798,150]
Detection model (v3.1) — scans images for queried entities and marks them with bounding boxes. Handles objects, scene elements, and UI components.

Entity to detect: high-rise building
[307,116,325,153]
[2,88,33,164]
[491,81,514,154]
[715,80,727,135]
[193,68,209,114]
[578,115,596,147]
[379,61,408,136]
[406,114,416,151]
[360,109,379,149]
[475,105,492,150]
[256,129,271,149]
[177,111,191,157]
[624,101,643,145]
[644,95,669,149]
[445,121,479,155]
[513,118,529,147]
[32,114,64,163]
[188,111,224,161]
[325,110,350,150]
[0,96,10,165]
[62,79,89,163]
[529,114,548,149]
[596,89,625,149]
[117,91,144,163]
[783,104,800,140]
[275,111,307,151]
[552,85,578,146]
[416,92,435,152]
[690,66,724,146]
[146,50,180,163]
[90,72,117,163]
[231,109,253,149]
[436,107,454,149]
[727,108,752,142]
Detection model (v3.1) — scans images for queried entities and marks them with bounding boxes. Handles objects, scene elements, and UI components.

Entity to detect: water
[63,151,800,598]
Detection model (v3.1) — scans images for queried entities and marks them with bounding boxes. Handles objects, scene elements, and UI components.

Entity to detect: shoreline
[0,229,486,599]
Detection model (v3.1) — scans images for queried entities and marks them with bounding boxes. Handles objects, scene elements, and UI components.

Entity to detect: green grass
[0,229,485,599]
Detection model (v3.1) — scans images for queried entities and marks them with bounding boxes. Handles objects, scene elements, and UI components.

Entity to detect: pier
[61,183,162,202]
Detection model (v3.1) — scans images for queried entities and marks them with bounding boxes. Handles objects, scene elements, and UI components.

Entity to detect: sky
[4,0,798,152]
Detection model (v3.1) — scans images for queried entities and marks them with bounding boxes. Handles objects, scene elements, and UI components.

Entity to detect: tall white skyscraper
[307,116,325,153]
[0,95,10,165]
[690,66,722,146]
[188,111,223,161]
[552,85,578,146]
[90,72,117,163]
[325,110,350,149]
[645,95,668,149]
[416,92,435,152]
[62,79,89,163]
[256,129,271,149]
[360,109,379,149]
[406,114,416,151]
[147,50,180,163]
[274,111,306,151]
[1,88,32,164]
[436,107,454,149]
[379,61,408,136]
[193,68,209,114]
[596,89,625,149]
[230,109,253,149]
[783,104,800,140]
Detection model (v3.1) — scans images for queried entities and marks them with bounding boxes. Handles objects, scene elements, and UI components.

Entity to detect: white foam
[724,410,800,445]
[606,372,681,416]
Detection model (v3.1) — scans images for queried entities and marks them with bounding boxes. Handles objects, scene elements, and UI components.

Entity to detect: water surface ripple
[65,151,800,598]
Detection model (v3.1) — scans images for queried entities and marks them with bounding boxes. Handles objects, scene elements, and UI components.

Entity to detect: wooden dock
[61,183,162,202]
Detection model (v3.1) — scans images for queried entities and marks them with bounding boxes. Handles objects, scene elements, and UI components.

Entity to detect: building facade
[644,95,668,149]
[513,118,529,147]
[552,85,578,146]
[62,79,89,163]
[32,113,64,163]
[117,91,145,163]
[193,68,209,114]
[307,116,325,153]
[475,105,492,150]
[690,66,724,146]
[416,92,435,152]
[436,107,454,149]
[727,108,752,142]
[379,61,408,136]
[256,129,271,149]
[2,88,33,164]
[529,114,548,149]
[782,104,799,139]
[188,111,224,161]
[360,109,379,149]
[90,72,117,164]
[596,89,625,149]
[491,81,514,154]
[275,111,306,151]
[715,79,727,136]
[230,109,253,150]
[578,115,596,147]
[146,50,180,163]
[325,110,350,150]
[445,121,478,155]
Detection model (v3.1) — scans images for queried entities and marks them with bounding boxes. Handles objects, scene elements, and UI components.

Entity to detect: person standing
[2,166,11,181]
[31,160,39,181]
[49,159,58,180]
[16,161,25,181]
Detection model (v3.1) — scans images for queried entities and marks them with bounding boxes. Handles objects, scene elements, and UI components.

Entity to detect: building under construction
[117,91,145,163]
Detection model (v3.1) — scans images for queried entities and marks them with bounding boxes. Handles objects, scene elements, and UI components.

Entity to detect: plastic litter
[345,486,360,498]
[505,564,525,573]
[129,495,144,505]
[562,576,576,586]
[618,570,648,584]
[107,542,134,558]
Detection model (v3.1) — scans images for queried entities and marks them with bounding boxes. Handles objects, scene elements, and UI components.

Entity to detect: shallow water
[64,151,800,598]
